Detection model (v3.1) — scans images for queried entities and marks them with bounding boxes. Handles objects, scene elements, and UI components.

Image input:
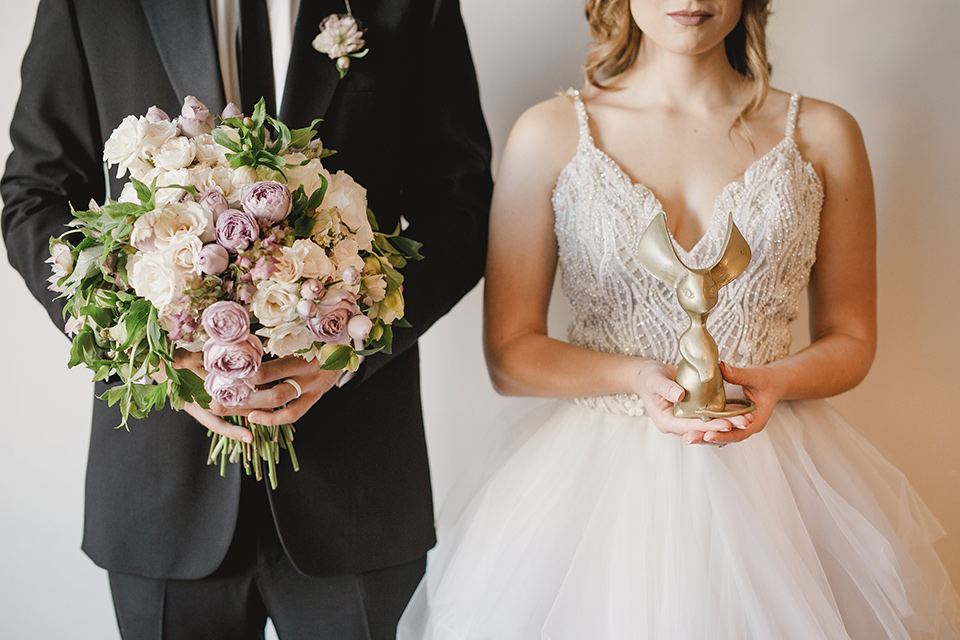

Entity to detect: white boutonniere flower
[312,6,369,79]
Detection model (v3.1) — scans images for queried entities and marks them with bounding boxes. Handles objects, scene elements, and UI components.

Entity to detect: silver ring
[282,378,302,400]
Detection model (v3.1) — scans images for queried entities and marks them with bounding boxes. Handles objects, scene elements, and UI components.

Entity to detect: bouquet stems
[207,417,298,490]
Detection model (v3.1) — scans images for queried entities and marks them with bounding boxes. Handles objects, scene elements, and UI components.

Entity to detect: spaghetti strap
[566,88,593,146]
[785,93,802,139]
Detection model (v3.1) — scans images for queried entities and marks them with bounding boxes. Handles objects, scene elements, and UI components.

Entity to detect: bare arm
[483,98,747,436]
[712,100,877,444]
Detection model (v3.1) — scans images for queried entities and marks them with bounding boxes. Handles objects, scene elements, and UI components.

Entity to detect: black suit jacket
[1,0,491,579]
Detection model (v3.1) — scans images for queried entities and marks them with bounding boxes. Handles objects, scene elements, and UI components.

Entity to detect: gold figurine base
[674,398,756,421]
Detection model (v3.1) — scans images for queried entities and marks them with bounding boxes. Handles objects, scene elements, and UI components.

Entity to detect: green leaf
[131,177,153,206]
[366,207,379,232]
[306,173,328,209]
[78,304,115,328]
[117,299,153,352]
[213,128,242,152]
[318,345,355,370]
[388,235,424,261]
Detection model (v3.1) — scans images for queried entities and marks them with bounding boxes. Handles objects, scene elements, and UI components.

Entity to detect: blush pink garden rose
[204,373,256,407]
[215,208,260,253]
[242,181,292,223]
[201,300,250,344]
[202,334,264,379]
[307,289,361,345]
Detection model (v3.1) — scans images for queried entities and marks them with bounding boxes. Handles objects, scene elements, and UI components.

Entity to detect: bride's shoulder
[502,92,581,179]
[786,90,868,169]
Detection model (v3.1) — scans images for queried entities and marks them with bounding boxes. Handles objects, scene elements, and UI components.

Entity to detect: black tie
[238,0,276,115]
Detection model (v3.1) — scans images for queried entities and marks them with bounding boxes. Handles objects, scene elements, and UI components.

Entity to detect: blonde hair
[584,0,772,129]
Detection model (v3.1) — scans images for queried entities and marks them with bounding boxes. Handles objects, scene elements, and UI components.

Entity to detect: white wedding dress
[397,92,960,639]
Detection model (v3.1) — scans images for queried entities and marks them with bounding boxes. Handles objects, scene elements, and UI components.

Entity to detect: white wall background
[0,0,957,637]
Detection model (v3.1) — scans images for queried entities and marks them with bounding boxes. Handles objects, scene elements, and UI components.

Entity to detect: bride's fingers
[184,402,252,443]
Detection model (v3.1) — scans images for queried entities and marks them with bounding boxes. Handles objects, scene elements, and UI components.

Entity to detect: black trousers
[108,474,426,640]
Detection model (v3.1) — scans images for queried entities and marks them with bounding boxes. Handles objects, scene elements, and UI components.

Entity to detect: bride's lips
[668,11,713,26]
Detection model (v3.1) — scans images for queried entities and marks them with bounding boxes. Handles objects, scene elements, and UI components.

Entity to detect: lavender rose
[242,181,292,223]
[215,208,260,253]
[196,244,230,275]
[198,189,229,220]
[203,334,264,379]
[201,300,250,344]
[145,105,170,123]
[177,96,215,138]
[221,102,243,120]
[205,373,255,407]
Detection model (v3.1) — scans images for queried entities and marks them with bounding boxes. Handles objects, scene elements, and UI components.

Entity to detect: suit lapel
[139,0,226,113]
[280,0,343,127]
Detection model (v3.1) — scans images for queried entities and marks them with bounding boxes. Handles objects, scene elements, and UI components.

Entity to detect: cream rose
[322,171,374,250]
[331,237,364,280]
[270,246,305,284]
[291,238,334,280]
[256,320,315,357]
[163,235,204,272]
[152,200,214,248]
[284,154,330,199]
[250,281,300,327]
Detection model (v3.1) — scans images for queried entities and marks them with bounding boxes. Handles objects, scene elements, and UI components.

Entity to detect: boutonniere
[312,1,369,79]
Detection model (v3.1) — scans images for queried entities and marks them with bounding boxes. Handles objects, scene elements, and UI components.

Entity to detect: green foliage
[219,98,324,178]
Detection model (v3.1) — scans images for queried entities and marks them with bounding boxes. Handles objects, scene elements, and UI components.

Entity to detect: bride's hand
[689,362,783,446]
[151,350,253,443]
[635,361,751,441]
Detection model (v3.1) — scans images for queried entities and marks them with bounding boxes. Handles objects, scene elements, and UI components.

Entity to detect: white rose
[331,237,364,279]
[284,155,330,199]
[153,200,214,248]
[255,320,315,357]
[322,171,373,250]
[208,165,242,204]
[131,210,160,250]
[118,181,140,204]
[151,167,192,205]
[163,234,204,273]
[141,118,179,152]
[103,116,152,179]
[270,246,305,284]
[250,281,300,327]
[127,252,190,312]
[292,238,334,280]
[151,136,196,171]
[192,132,229,165]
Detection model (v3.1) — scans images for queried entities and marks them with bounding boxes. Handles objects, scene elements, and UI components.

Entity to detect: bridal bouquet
[48,97,421,488]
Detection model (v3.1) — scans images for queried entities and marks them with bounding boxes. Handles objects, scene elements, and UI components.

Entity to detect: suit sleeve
[1,0,106,334]
[353,0,493,382]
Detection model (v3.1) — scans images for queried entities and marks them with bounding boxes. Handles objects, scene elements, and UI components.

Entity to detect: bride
[399,0,960,638]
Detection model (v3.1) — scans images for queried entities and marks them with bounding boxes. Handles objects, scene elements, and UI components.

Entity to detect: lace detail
[554,90,823,416]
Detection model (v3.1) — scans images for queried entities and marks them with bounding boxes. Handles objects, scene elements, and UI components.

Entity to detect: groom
[1,0,491,638]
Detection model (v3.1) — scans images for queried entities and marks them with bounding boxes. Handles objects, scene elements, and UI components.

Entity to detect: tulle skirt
[398,399,960,639]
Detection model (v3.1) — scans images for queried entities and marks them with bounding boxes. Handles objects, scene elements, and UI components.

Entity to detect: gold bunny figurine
[637,212,756,420]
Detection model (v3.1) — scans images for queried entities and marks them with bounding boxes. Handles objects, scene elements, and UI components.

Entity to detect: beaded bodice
[553,91,824,415]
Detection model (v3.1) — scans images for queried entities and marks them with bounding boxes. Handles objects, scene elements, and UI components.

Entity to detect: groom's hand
[213,356,344,426]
